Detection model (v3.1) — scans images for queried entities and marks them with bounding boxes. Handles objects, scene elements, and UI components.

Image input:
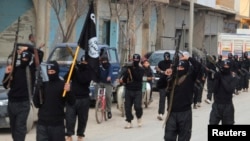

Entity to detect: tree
[48,0,87,42]
[108,0,152,63]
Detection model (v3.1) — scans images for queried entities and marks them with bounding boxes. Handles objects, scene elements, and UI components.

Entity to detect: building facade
[0,0,249,63]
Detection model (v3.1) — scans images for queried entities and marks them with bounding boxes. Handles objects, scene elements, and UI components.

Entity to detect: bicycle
[95,84,107,124]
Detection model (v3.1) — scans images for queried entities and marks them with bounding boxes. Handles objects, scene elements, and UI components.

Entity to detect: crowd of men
[2,33,250,141]
[115,50,250,140]
[204,52,250,105]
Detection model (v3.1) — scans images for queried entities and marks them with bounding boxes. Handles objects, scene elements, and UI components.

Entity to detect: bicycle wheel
[95,98,103,124]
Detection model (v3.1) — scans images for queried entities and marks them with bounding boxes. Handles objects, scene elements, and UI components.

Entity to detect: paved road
[0,90,250,141]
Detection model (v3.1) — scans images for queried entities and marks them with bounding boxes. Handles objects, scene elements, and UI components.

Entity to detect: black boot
[108,111,112,119]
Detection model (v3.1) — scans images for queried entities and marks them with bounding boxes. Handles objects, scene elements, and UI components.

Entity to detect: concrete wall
[150,7,158,52]
[216,0,235,9]
[0,0,90,60]
[0,0,35,61]
[158,6,190,51]
[193,11,205,51]
[193,10,227,56]
[239,0,250,17]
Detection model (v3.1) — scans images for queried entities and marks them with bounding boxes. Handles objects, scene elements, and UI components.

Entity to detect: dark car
[41,43,121,104]
[0,63,9,128]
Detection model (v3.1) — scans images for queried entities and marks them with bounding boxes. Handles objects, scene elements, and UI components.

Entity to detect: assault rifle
[206,55,223,73]
[240,68,250,75]
[164,20,185,126]
[33,48,44,104]
[30,26,44,104]
[2,17,21,89]
[119,62,133,83]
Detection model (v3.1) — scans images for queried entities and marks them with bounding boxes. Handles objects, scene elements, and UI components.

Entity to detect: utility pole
[189,0,194,56]
[36,0,47,57]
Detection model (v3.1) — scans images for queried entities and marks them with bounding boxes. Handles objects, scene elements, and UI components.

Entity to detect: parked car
[148,49,189,91]
[41,43,121,104]
[0,60,38,132]
[0,63,9,129]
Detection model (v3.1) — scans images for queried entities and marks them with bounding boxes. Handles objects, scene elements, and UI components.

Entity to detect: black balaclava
[78,55,87,70]
[218,55,222,61]
[163,52,171,61]
[101,57,110,69]
[178,60,189,77]
[234,55,238,61]
[80,54,85,62]
[20,51,32,68]
[228,53,233,60]
[47,61,59,81]
[244,52,248,59]
[222,59,231,75]
[132,54,141,67]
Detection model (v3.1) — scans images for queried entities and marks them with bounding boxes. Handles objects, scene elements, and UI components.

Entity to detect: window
[50,47,85,62]
[102,20,110,45]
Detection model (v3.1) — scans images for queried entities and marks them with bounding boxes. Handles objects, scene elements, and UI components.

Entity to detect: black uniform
[193,59,207,108]
[122,54,144,123]
[65,61,92,138]
[3,48,43,141]
[233,55,242,93]
[228,54,239,95]
[228,53,237,73]
[156,52,172,116]
[33,61,75,141]
[217,55,223,67]
[205,59,216,102]
[164,57,201,141]
[241,52,250,91]
[209,59,238,125]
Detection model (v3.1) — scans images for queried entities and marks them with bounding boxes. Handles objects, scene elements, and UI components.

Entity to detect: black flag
[78,1,99,82]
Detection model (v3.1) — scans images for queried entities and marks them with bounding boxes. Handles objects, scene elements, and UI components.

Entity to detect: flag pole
[62,45,80,97]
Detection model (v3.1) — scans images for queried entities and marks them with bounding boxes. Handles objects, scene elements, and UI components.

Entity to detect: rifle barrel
[2,17,21,87]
